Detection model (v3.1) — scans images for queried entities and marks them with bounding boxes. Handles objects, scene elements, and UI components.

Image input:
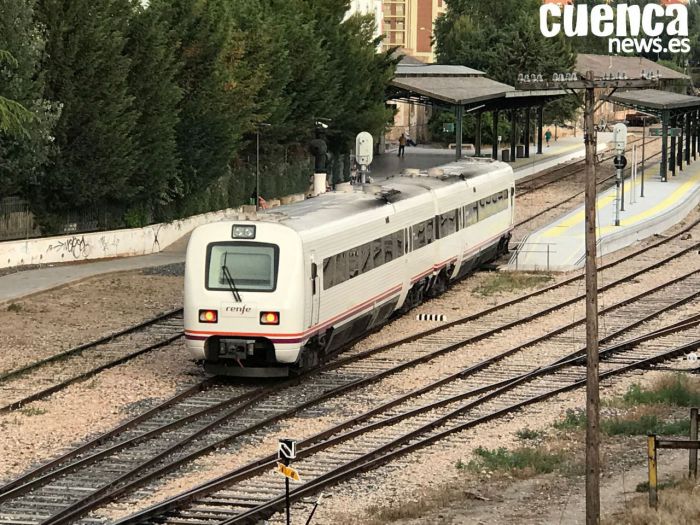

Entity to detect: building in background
[381,0,445,63]
[347,1,447,146]
[346,0,383,40]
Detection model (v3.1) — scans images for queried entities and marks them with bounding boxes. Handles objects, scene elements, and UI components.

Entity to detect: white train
[184,158,515,377]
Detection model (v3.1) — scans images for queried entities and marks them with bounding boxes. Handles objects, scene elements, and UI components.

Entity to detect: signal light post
[517,70,658,525]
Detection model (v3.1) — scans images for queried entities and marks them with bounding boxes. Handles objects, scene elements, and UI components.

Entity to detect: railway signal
[277,438,299,525]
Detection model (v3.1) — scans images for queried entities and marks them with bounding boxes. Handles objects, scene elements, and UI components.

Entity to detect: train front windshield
[206,242,279,292]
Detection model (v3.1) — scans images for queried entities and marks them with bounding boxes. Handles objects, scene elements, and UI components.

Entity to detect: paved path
[0,237,189,305]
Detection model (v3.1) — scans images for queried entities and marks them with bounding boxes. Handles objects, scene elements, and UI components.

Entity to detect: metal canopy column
[661,110,669,182]
[686,111,691,165]
[678,114,684,171]
[670,115,677,177]
[696,110,700,160]
[492,110,499,160]
[510,109,517,162]
[537,106,544,154]
[475,112,482,157]
[691,111,700,160]
[524,107,531,158]
[455,104,463,160]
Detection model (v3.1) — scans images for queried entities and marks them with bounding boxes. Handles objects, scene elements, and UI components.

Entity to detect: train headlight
[260,311,280,325]
[199,309,218,323]
[232,225,256,239]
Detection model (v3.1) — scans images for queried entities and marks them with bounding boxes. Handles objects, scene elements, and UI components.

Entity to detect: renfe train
[184,158,515,377]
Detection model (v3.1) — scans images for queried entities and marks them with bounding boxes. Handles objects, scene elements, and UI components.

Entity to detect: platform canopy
[389,63,515,107]
[387,62,568,161]
[606,89,700,115]
[606,89,700,181]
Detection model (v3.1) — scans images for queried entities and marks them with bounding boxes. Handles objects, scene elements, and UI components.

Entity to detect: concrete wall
[0,207,244,270]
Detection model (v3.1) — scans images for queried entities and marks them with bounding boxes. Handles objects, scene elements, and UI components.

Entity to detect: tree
[159,0,262,201]
[0,0,57,198]
[124,0,183,222]
[37,0,137,214]
[434,0,577,124]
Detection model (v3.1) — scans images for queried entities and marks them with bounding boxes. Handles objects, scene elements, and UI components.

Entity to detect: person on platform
[406,131,416,147]
[398,133,406,157]
[545,128,552,147]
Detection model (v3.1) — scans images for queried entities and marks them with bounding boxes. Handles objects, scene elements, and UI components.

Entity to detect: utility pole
[516,70,658,525]
[583,70,600,525]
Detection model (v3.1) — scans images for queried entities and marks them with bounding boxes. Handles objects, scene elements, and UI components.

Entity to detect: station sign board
[650,128,681,137]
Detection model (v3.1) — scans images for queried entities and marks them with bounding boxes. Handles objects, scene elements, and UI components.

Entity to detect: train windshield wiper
[221,254,242,302]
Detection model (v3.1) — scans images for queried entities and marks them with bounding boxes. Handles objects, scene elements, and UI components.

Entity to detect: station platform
[371,134,610,182]
[509,159,700,272]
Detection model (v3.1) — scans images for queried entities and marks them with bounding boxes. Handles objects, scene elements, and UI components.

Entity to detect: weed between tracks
[473,272,552,296]
[554,374,700,437]
[464,446,577,477]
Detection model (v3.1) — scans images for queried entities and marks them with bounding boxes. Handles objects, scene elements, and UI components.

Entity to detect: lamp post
[255,123,271,211]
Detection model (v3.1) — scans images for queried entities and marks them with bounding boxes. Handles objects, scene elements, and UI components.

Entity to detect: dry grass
[361,478,488,524]
[603,479,700,525]
[473,272,552,296]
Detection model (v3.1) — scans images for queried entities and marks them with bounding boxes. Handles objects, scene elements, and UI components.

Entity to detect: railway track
[0,308,185,413]
[514,149,663,233]
[0,140,667,414]
[0,220,697,525]
[116,300,700,524]
[515,136,658,198]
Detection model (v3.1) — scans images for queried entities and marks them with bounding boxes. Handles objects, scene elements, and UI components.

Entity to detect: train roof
[233,158,513,236]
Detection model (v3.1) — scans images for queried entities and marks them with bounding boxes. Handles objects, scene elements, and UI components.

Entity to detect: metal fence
[0,197,41,241]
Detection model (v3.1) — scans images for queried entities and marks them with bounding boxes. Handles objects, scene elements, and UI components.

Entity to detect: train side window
[465,203,478,226]
[413,223,426,249]
[359,243,372,274]
[396,231,404,255]
[439,212,456,237]
[348,248,360,278]
[311,263,317,295]
[372,238,384,267]
[425,219,435,244]
[323,257,334,289]
[335,252,349,285]
[383,234,394,263]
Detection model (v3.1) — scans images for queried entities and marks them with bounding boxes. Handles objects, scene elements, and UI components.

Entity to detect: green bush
[601,415,690,437]
[467,446,565,475]
[623,375,700,408]
[553,409,587,430]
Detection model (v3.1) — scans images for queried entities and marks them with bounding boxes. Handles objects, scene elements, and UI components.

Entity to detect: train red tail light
[260,311,280,325]
[199,309,218,323]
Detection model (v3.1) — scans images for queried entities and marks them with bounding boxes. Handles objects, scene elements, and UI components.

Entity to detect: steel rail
[227,337,700,525]
[0,309,185,413]
[0,307,183,384]
[40,264,700,525]
[1,221,696,524]
[514,149,663,230]
[119,313,700,525]
[516,136,657,197]
[7,220,695,504]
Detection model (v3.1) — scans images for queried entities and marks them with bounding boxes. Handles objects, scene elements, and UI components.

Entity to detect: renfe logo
[540,2,690,54]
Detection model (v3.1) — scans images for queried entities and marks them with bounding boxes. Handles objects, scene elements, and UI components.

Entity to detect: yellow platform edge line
[540,168,700,239]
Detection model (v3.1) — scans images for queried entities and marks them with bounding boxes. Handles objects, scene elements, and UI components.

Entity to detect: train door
[310,253,320,327]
